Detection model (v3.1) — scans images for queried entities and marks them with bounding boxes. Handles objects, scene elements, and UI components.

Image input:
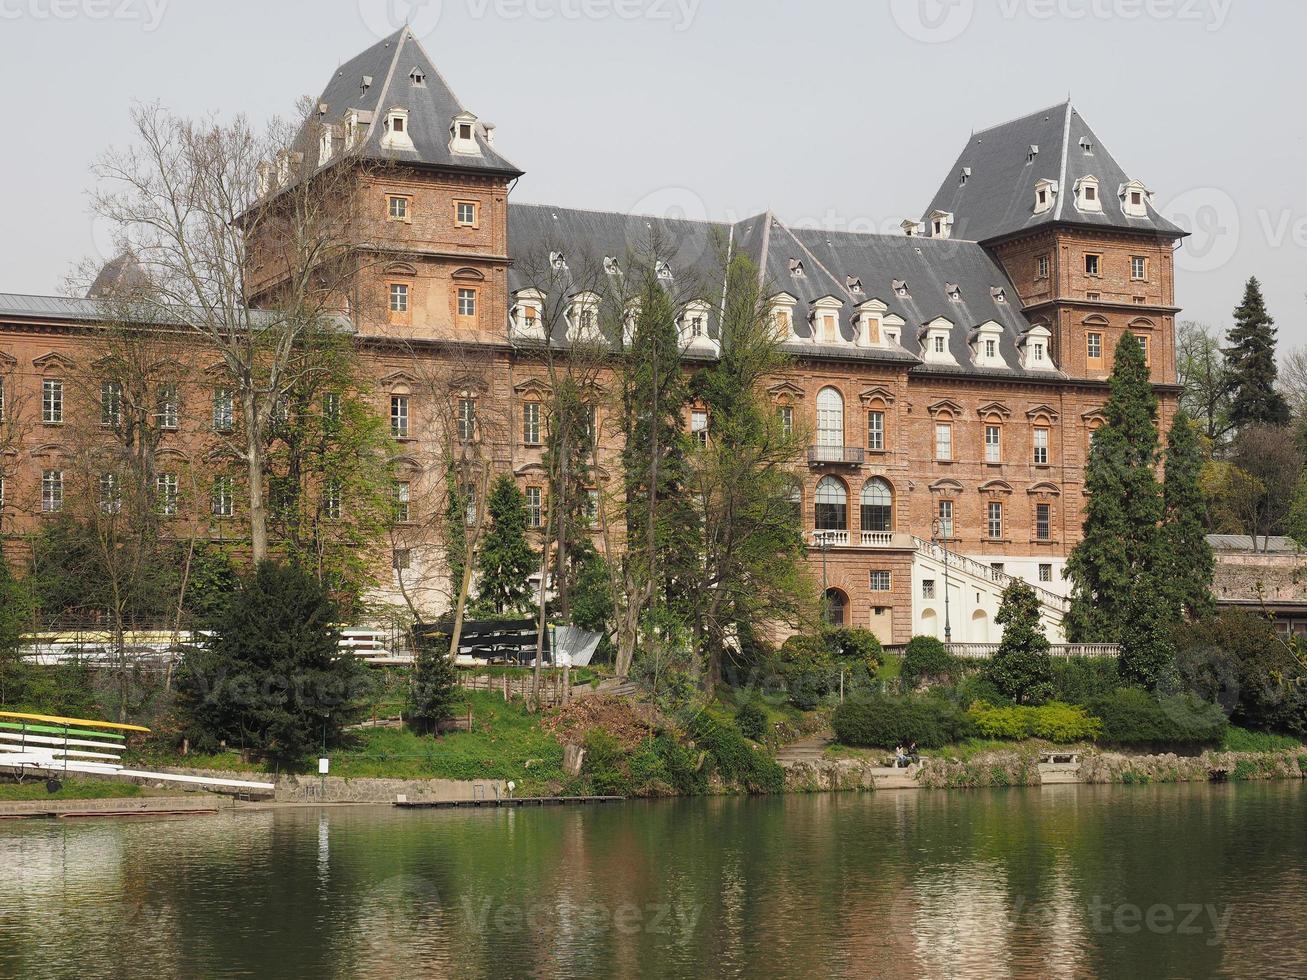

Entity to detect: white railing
[807,444,865,465]
[811,529,849,546]
[946,643,1119,659]
[911,535,1069,613]
[861,531,894,547]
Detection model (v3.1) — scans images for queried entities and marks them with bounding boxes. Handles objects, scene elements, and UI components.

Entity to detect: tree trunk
[243,390,269,562]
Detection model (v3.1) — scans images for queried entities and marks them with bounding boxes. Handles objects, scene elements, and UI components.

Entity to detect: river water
[1,782,1305,979]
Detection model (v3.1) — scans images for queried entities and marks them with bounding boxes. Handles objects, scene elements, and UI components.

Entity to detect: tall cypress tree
[1160,410,1215,621]
[986,579,1054,705]
[1065,333,1164,642]
[1226,277,1289,429]
[472,474,536,616]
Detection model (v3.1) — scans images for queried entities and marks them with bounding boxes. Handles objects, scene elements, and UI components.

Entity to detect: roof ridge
[971,99,1071,138]
[769,219,856,303]
[509,199,731,228]
[402,28,468,116]
[1053,101,1073,221]
[362,28,409,143]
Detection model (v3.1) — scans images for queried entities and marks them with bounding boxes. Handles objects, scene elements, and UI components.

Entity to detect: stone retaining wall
[136,768,506,804]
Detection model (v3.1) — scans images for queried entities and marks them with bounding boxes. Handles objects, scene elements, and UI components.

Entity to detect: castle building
[0,29,1184,644]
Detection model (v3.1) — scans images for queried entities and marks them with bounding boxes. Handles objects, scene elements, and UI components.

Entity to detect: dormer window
[510,288,547,340]
[679,300,716,349]
[810,296,844,345]
[846,276,863,294]
[1027,144,1039,163]
[893,279,909,299]
[449,111,479,155]
[409,67,426,86]
[959,166,971,185]
[550,251,567,272]
[929,210,954,240]
[946,283,961,303]
[1079,136,1093,153]
[1033,178,1058,215]
[921,318,956,364]
[567,291,603,343]
[769,293,799,341]
[319,126,334,164]
[934,336,946,354]
[854,299,886,347]
[986,339,996,358]
[656,260,673,281]
[360,75,373,97]
[789,259,805,278]
[991,287,1007,303]
[973,320,1005,368]
[1074,176,1103,213]
[603,256,621,276]
[900,219,923,237]
[381,108,414,151]
[1021,324,1055,370]
[1119,179,1151,217]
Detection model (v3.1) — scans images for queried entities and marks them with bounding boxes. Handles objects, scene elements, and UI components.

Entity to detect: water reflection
[0,783,1304,978]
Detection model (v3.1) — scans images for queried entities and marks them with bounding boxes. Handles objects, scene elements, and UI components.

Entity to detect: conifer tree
[409,633,460,735]
[1225,277,1289,429]
[1065,333,1164,642]
[472,474,537,616]
[986,579,1054,705]
[1118,576,1176,692]
[1160,411,1215,621]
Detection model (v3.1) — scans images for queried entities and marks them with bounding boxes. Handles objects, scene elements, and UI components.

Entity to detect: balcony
[810,530,903,549]
[807,444,865,466]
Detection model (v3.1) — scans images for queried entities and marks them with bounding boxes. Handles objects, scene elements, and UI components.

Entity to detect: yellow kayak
[0,710,150,734]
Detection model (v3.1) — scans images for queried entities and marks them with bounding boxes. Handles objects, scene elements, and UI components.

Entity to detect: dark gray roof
[0,293,109,321]
[507,203,1058,378]
[86,252,149,299]
[309,28,520,176]
[922,102,1184,243]
[1207,534,1302,554]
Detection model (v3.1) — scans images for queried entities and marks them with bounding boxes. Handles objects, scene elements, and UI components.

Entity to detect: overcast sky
[0,0,1303,344]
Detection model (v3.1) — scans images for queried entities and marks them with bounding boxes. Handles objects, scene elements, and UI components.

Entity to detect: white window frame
[987,501,1003,539]
[525,486,543,529]
[157,472,178,516]
[393,482,411,523]
[522,401,541,445]
[457,287,476,317]
[867,410,884,451]
[389,282,410,313]
[1033,427,1050,465]
[212,388,234,432]
[43,378,63,424]
[390,394,410,439]
[212,476,233,518]
[985,424,1001,463]
[935,422,953,461]
[41,469,63,513]
[869,570,891,592]
[937,499,954,538]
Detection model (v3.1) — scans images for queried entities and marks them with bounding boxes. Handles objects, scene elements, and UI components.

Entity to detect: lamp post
[816,530,833,624]
[930,518,952,645]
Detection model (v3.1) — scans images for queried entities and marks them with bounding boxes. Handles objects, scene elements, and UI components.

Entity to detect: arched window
[815,476,847,531]
[816,387,844,448]
[860,478,893,533]
[824,588,848,626]
[785,480,802,522]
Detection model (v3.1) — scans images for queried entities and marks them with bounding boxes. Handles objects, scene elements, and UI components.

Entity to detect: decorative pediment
[1128,316,1156,330]
[513,378,552,398]
[858,385,896,406]
[929,478,964,494]
[203,361,233,379]
[380,370,419,388]
[32,351,77,371]
[1082,313,1110,326]
[451,373,491,394]
[389,454,422,473]
[768,380,806,400]
[0,350,15,368]
[204,446,242,463]
[976,401,1012,421]
[30,442,69,458]
[979,479,1014,495]
[1081,407,1107,423]
[1026,404,1061,423]
[451,267,486,282]
[809,294,844,311]
[927,399,964,418]
[1027,481,1062,498]
[157,447,192,462]
[384,262,417,277]
[514,462,549,478]
[855,297,888,314]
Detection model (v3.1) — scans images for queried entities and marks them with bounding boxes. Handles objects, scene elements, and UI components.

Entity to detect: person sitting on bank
[907,742,919,766]
[894,746,908,768]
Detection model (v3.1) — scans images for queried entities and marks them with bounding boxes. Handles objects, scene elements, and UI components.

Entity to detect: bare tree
[1177,320,1232,447]
[86,102,379,562]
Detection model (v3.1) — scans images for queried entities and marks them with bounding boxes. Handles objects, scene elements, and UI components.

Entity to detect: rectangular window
[457,397,476,442]
[0,376,5,422]
[985,424,1001,463]
[987,501,1003,539]
[393,482,411,523]
[98,380,122,427]
[691,409,708,447]
[389,283,409,313]
[1036,255,1049,279]
[778,404,794,438]
[1033,427,1049,465]
[323,480,342,520]
[390,394,409,439]
[985,339,996,359]
[392,548,411,571]
[869,570,891,591]
[41,469,63,513]
[867,410,884,451]
[526,486,543,529]
[43,378,63,424]
[1137,334,1150,364]
[98,472,122,514]
[388,195,408,220]
[1036,502,1052,540]
[212,388,234,432]
[1086,291,1101,301]
[1087,332,1102,360]
[1131,256,1147,280]
[157,473,178,516]
[456,201,478,226]
[1084,253,1100,276]
[157,385,179,429]
[457,288,476,317]
[933,335,945,354]
[522,401,541,445]
[935,422,952,460]
[937,499,954,538]
[1039,562,1053,582]
[922,579,936,600]
[586,488,599,526]
[211,476,233,518]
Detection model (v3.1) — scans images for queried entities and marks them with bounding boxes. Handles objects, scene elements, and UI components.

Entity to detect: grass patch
[0,778,144,801]
[1221,726,1302,753]
[875,654,902,683]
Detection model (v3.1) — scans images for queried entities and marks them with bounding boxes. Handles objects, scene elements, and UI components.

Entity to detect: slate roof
[1207,534,1302,554]
[507,203,1059,378]
[922,102,1184,244]
[306,28,520,176]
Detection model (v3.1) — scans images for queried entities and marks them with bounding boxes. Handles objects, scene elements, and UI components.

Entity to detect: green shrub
[1298,754,1307,775]
[1221,725,1301,753]
[688,715,784,793]
[832,694,974,749]
[774,634,837,710]
[825,627,883,673]
[581,729,632,796]
[967,702,1101,743]
[900,636,961,688]
[653,733,709,796]
[1231,759,1258,781]
[1050,657,1120,703]
[735,701,767,741]
[1087,688,1227,746]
